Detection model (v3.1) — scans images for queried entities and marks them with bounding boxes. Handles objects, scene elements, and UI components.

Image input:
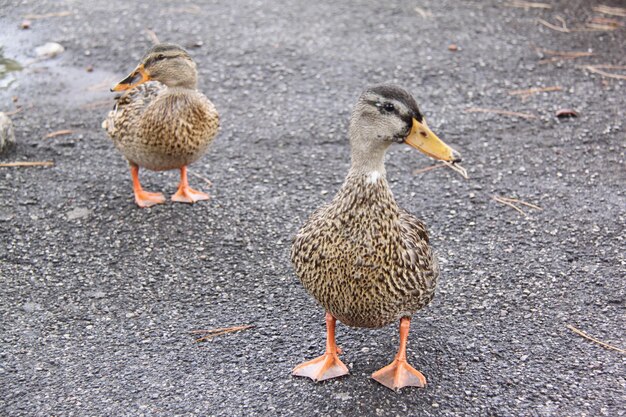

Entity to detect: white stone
[66,207,92,220]
[0,112,15,154]
[34,42,64,59]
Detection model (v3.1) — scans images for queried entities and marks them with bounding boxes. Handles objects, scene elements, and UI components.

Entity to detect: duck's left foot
[172,166,210,203]
[371,358,426,391]
[371,316,427,391]
[171,186,210,203]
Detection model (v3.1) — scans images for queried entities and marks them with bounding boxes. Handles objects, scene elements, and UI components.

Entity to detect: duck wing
[102,81,165,139]
[398,207,439,297]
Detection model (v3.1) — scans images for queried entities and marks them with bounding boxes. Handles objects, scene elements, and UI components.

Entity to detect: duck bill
[405,118,461,162]
[111,65,150,92]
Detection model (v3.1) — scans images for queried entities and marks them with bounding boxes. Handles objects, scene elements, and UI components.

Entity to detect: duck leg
[171,166,210,203]
[130,164,165,208]
[292,312,349,382]
[371,317,427,391]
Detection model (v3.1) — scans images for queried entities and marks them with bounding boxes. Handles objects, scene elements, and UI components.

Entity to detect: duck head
[111,43,198,91]
[349,84,461,171]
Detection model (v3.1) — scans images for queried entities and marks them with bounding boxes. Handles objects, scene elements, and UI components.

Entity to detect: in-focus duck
[291,84,461,391]
[103,43,219,208]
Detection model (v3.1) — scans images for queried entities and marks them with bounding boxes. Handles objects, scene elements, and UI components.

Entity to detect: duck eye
[156,54,166,61]
[383,102,395,112]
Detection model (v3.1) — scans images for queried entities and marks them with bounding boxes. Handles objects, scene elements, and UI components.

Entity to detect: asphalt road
[1,1,625,416]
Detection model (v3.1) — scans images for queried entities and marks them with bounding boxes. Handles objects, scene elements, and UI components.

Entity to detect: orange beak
[111,64,150,92]
[405,118,461,162]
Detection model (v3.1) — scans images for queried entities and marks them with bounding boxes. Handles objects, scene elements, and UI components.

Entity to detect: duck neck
[347,136,389,184]
[333,145,397,215]
[165,86,196,97]
[332,140,396,209]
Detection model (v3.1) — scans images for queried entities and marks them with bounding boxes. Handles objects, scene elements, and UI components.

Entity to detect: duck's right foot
[292,352,349,382]
[134,190,166,208]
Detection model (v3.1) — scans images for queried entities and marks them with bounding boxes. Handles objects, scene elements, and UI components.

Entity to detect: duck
[102,43,219,208]
[290,84,461,391]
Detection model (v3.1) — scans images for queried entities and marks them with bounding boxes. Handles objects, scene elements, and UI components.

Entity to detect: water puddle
[0,33,117,110]
[0,48,23,89]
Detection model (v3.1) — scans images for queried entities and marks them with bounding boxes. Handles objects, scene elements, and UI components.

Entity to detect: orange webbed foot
[171,186,210,204]
[129,164,165,208]
[293,313,348,382]
[293,352,349,382]
[371,358,427,391]
[172,166,210,204]
[134,190,166,208]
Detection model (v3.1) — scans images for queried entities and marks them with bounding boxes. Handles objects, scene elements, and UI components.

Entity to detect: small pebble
[34,42,65,59]
[66,207,92,221]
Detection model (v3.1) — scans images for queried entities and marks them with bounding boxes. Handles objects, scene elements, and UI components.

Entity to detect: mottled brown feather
[102,81,219,171]
[291,172,439,328]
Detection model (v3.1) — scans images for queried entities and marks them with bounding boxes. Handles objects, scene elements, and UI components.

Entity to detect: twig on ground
[538,16,619,32]
[44,129,74,139]
[585,22,621,30]
[5,107,23,116]
[505,1,551,9]
[0,161,54,167]
[536,48,594,64]
[493,196,526,216]
[567,325,626,354]
[509,86,562,100]
[414,162,468,179]
[592,5,626,17]
[589,64,626,70]
[165,5,202,14]
[492,195,542,217]
[189,171,213,187]
[191,325,254,342]
[589,16,623,28]
[24,11,73,19]
[443,161,469,179]
[145,28,160,45]
[414,7,432,18]
[537,16,570,32]
[413,164,446,175]
[536,48,594,58]
[508,198,542,211]
[581,65,626,80]
[465,107,536,120]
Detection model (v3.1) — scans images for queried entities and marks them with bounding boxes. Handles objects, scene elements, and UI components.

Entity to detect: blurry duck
[291,84,461,391]
[103,43,219,207]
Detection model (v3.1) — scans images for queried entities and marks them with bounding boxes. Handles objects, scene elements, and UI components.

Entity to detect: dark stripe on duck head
[367,84,424,123]
[142,43,191,66]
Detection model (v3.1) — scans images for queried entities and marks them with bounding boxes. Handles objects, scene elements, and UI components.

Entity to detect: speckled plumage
[291,171,439,328]
[103,81,219,171]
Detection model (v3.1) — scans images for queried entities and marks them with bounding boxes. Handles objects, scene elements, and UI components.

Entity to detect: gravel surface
[1,1,625,416]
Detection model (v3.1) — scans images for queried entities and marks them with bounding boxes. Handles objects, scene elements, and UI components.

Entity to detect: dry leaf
[555,109,579,118]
